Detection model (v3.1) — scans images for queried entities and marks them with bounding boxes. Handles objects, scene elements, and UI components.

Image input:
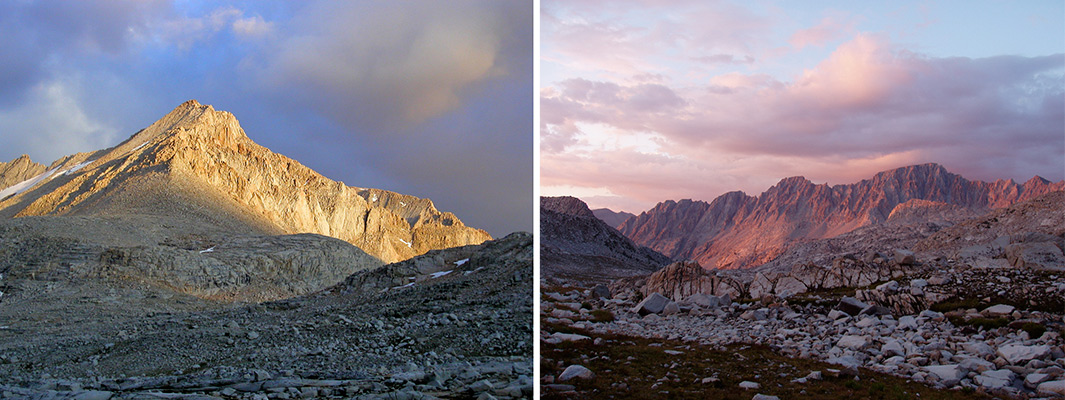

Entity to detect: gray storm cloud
[257,0,508,131]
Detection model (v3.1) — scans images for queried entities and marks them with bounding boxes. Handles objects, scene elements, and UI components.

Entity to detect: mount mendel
[0,100,490,263]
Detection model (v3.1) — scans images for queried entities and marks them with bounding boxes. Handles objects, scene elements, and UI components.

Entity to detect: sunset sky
[541,0,1065,213]
[0,1,532,237]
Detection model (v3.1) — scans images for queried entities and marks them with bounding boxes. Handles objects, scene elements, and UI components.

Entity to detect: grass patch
[947,316,1008,331]
[930,297,981,313]
[554,303,576,312]
[541,323,991,400]
[1020,322,1046,338]
[589,309,615,323]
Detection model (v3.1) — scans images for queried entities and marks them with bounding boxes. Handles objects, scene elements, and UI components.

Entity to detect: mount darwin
[618,163,1064,270]
[0,101,531,398]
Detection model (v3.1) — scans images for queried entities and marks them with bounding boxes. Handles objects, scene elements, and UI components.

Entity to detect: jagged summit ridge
[620,163,1064,270]
[0,101,490,263]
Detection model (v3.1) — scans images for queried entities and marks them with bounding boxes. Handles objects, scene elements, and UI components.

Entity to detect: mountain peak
[1024,175,1051,186]
[873,163,950,180]
[119,100,246,154]
[179,99,203,108]
[541,196,594,217]
[1,100,490,264]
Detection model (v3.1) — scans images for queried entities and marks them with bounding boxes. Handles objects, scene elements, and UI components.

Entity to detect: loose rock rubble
[1,233,533,399]
[542,260,1065,398]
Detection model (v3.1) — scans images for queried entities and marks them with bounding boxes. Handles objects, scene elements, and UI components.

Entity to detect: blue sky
[541,0,1064,213]
[0,0,532,237]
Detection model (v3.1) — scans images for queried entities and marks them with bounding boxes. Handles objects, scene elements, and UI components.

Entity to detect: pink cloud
[542,1,771,78]
[789,33,914,109]
[789,15,857,49]
[542,34,1065,212]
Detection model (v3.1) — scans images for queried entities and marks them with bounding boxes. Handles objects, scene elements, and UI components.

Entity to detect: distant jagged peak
[1024,175,1051,186]
[540,196,594,217]
[775,175,813,186]
[1,154,44,171]
[6,154,35,164]
[868,163,957,184]
[652,198,709,209]
[759,175,819,198]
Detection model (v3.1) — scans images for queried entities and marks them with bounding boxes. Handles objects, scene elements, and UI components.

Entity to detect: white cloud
[155,6,271,49]
[232,15,273,39]
[0,78,117,164]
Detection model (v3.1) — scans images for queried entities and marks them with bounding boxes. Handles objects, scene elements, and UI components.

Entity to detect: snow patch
[399,201,406,207]
[0,168,59,200]
[463,266,486,275]
[391,282,416,290]
[429,270,453,279]
[454,258,469,266]
[132,141,149,151]
[371,193,378,202]
[62,160,93,176]
[199,246,215,254]
[397,238,412,248]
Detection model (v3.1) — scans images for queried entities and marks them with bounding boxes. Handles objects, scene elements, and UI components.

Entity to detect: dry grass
[541,322,993,400]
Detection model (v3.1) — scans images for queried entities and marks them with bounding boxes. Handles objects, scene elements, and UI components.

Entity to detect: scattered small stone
[751,394,780,400]
[558,365,595,382]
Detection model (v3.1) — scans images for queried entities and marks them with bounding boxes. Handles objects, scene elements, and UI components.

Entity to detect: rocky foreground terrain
[1,233,533,399]
[541,191,1065,398]
[542,262,1065,398]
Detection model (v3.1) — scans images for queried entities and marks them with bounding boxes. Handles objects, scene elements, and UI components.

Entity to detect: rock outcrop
[541,196,670,283]
[0,100,490,263]
[95,233,383,301]
[639,260,723,301]
[620,164,1064,269]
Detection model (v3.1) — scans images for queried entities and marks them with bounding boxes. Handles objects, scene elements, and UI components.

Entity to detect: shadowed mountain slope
[541,196,670,283]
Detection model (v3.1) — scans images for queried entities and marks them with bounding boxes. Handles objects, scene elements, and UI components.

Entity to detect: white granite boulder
[997,344,1050,365]
[633,292,670,315]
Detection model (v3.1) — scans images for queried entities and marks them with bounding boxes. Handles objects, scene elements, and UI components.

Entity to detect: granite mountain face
[619,163,1064,270]
[0,100,490,265]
